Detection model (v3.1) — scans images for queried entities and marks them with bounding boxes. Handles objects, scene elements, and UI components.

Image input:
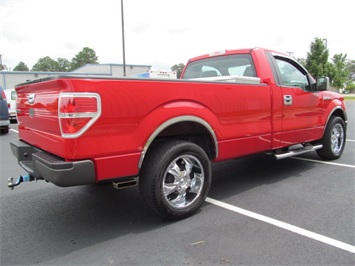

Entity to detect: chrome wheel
[330,123,344,154]
[317,116,346,160]
[139,140,211,220]
[163,155,204,209]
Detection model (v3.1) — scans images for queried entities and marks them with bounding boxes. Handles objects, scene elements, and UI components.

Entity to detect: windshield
[182,54,256,79]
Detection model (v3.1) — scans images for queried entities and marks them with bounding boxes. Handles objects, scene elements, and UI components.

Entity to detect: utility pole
[286,51,294,57]
[322,38,328,49]
[121,0,126,76]
[0,54,4,71]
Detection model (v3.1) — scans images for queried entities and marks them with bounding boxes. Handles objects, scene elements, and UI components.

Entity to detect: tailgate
[16,77,102,159]
[17,79,62,135]
[16,78,62,153]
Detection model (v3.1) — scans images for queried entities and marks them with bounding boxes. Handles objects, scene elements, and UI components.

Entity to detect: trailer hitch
[8,174,36,190]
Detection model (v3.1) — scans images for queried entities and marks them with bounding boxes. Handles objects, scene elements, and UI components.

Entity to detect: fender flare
[138,115,218,169]
[323,105,348,134]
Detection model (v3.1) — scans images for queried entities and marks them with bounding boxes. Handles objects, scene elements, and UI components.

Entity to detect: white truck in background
[5,88,17,122]
[136,70,177,79]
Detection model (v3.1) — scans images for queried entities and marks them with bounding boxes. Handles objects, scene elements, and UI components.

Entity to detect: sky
[0,0,354,71]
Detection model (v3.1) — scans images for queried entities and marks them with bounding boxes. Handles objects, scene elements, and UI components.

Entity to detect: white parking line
[9,125,354,253]
[292,157,355,168]
[347,139,355,142]
[206,197,355,254]
[10,128,18,133]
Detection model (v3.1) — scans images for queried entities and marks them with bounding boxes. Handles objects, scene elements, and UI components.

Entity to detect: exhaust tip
[112,177,138,190]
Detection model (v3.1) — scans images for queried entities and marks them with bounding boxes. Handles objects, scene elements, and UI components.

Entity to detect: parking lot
[1,101,354,265]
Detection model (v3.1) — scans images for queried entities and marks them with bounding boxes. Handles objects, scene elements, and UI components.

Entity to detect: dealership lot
[1,101,354,265]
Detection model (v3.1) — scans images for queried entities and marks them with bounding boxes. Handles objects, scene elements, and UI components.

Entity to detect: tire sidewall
[318,117,346,160]
[141,141,211,220]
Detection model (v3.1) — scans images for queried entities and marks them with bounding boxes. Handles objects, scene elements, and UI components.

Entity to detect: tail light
[59,93,101,138]
[1,89,6,100]
[1,90,10,108]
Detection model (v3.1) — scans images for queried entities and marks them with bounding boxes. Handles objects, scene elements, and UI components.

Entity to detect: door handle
[284,95,292,105]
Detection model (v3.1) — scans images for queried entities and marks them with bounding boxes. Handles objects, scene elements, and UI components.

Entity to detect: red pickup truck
[9,48,347,219]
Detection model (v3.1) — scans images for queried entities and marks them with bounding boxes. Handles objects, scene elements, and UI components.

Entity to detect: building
[0,63,152,90]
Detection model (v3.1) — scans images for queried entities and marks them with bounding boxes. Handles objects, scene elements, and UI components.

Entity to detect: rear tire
[0,126,9,134]
[316,116,346,160]
[139,140,211,220]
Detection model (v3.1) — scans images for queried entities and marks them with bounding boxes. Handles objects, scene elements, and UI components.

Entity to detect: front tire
[139,140,211,220]
[317,116,346,160]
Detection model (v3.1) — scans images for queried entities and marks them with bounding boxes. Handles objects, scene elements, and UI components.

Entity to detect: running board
[274,144,323,160]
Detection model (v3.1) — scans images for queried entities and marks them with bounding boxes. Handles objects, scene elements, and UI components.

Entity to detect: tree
[70,47,98,71]
[32,56,60,71]
[13,62,29,71]
[297,58,306,68]
[0,64,8,71]
[305,37,331,78]
[331,53,348,90]
[345,82,355,92]
[171,63,185,79]
[57,58,71,72]
[346,60,355,80]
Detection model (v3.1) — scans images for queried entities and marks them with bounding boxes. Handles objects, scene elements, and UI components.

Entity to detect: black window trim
[266,51,315,91]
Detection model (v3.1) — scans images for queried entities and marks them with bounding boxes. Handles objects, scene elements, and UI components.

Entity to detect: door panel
[281,87,323,144]
[271,56,324,146]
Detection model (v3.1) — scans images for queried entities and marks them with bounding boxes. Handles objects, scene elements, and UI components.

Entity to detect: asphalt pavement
[0,101,354,265]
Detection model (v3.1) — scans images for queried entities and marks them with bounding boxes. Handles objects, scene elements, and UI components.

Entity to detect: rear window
[11,90,17,100]
[182,54,256,79]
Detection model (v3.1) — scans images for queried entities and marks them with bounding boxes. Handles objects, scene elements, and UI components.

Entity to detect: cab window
[182,54,256,79]
[275,58,310,91]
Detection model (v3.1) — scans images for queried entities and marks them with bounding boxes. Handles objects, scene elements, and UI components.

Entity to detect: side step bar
[274,144,323,160]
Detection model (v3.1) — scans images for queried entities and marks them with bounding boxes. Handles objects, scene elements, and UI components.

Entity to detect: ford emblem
[28,93,35,104]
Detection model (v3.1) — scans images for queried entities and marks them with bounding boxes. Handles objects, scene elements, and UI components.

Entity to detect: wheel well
[328,108,347,133]
[331,108,346,122]
[150,121,216,160]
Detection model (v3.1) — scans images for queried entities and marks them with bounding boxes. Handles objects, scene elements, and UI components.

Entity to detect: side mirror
[316,77,329,91]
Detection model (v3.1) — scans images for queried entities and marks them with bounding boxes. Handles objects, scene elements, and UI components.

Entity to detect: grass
[344,95,355,100]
